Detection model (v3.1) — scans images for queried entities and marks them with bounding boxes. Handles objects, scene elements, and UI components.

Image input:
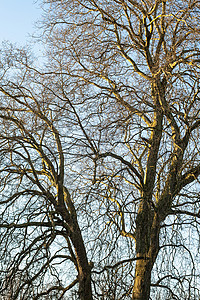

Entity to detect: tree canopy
[0,1,200,299]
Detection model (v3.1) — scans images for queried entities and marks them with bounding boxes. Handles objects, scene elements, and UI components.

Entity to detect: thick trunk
[132,81,163,299]
[132,258,153,300]
[78,269,92,300]
[132,213,160,300]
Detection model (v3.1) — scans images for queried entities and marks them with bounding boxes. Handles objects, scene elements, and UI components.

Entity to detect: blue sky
[0,1,42,45]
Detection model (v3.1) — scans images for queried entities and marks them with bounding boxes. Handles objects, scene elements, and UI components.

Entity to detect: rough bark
[132,213,160,300]
[70,222,93,300]
[131,81,163,299]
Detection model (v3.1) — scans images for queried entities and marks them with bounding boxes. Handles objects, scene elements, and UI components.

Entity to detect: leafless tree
[39,0,200,299]
[0,0,200,299]
[0,44,95,299]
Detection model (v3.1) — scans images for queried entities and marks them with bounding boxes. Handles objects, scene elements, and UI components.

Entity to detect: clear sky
[0,0,42,45]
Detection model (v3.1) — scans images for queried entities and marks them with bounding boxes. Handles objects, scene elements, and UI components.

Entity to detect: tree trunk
[132,212,160,300]
[70,220,93,300]
[132,258,152,300]
[78,268,92,300]
[57,196,93,299]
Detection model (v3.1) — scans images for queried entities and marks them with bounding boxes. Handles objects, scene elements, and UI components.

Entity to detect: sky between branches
[0,0,41,45]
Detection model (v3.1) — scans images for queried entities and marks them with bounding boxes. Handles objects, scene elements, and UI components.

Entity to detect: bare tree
[0,45,94,299]
[39,0,200,299]
[0,0,200,299]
